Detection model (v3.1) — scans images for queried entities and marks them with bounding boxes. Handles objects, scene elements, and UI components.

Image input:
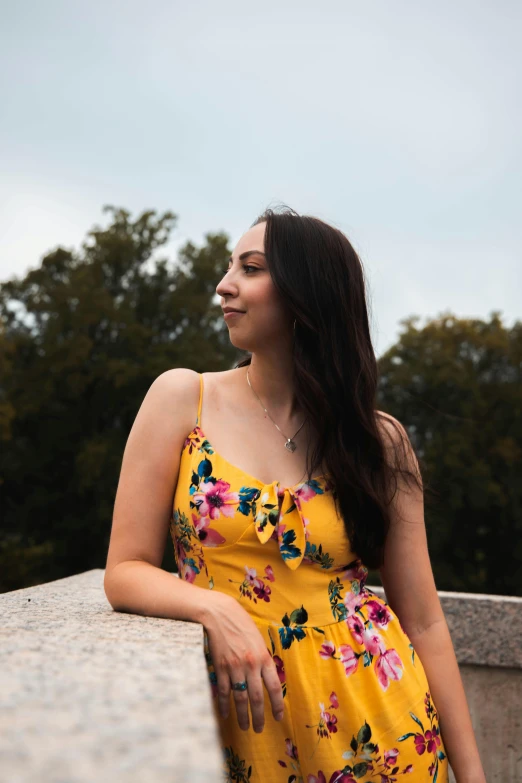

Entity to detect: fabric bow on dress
[253,481,308,571]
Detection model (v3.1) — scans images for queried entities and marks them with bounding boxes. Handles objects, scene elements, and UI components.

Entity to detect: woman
[105,207,485,782]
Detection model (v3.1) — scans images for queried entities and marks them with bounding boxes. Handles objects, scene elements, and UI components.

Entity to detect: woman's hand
[201,592,284,733]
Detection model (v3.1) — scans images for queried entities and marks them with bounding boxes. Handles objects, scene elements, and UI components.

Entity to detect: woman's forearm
[408,617,486,783]
[104,559,229,626]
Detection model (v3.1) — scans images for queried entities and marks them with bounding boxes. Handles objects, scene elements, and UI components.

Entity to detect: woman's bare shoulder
[375,410,409,441]
[152,367,240,425]
[149,368,202,431]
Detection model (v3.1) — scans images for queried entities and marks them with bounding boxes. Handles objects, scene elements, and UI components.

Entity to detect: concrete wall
[1,570,521,782]
[1,569,222,783]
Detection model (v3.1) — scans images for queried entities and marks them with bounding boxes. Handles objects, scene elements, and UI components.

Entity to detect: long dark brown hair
[234,206,422,569]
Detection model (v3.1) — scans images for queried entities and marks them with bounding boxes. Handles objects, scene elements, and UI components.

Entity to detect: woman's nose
[216,274,236,296]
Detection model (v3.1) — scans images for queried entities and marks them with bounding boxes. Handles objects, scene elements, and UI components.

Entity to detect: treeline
[0,206,520,596]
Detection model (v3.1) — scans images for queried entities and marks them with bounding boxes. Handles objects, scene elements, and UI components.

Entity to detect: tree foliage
[377,311,522,596]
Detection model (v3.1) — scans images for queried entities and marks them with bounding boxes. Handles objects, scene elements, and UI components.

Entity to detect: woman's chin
[228,335,250,350]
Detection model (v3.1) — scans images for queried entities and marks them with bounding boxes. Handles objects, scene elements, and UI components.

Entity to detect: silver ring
[231,680,248,691]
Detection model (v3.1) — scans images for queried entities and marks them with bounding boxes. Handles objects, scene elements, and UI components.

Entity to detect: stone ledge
[1,569,222,783]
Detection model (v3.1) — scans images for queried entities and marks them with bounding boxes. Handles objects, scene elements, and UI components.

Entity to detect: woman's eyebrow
[228,250,266,263]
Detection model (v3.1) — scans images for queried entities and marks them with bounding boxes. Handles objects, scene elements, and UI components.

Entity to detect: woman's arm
[104,368,229,622]
[405,617,485,783]
[377,413,486,783]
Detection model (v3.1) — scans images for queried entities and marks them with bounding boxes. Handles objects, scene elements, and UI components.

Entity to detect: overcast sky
[1,0,520,357]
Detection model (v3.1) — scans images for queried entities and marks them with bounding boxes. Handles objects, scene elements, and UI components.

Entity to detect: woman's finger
[229,670,250,731]
[262,658,285,721]
[244,668,266,734]
[216,660,232,720]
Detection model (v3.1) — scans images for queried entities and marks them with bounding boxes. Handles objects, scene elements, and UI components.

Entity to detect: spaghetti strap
[196,373,203,427]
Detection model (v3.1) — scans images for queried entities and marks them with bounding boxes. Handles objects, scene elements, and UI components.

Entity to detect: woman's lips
[224,311,245,320]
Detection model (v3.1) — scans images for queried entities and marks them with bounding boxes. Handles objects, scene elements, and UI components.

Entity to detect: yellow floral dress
[170,374,450,783]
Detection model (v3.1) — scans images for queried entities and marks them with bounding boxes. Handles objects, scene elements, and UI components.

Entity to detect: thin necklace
[246,367,307,452]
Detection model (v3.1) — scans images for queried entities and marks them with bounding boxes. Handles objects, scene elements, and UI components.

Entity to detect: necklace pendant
[285,439,297,452]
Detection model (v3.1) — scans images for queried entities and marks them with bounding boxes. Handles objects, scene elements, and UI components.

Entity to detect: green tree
[0,206,241,591]
[377,311,522,596]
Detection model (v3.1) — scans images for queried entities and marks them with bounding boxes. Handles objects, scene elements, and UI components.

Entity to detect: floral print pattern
[170,375,450,783]
[275,691,446,782]
[229,564,275,603]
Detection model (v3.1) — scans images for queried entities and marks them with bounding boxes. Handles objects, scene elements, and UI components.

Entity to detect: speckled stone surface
[0,569,222,783]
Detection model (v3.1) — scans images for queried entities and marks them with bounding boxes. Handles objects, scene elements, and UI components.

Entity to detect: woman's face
[216,221,292,350]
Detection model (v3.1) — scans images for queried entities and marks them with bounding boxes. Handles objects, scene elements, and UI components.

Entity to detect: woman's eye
[221,265,257,276]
